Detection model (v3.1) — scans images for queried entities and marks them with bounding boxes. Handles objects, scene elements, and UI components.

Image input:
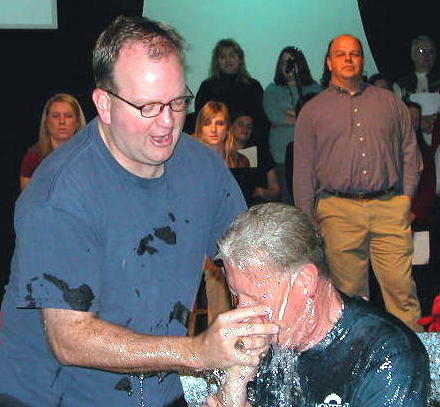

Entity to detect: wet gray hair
[216,203,329,276]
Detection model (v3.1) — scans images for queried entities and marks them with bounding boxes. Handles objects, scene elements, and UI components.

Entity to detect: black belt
[324,187,394,200]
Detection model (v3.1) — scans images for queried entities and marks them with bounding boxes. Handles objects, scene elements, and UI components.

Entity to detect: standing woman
[192,101,248,324]
[264,46,320,202]
[195,39,269,147]
[20,93,86,190]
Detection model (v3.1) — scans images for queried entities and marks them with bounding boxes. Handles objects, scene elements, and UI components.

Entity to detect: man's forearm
[42,305,277,375]
[42,308,200,374]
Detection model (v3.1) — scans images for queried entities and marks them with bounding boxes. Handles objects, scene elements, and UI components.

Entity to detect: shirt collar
[329,81,369,96]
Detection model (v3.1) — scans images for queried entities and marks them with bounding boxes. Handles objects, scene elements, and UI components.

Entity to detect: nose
[155,105,174,128]
[344,53,352,62]
[59,115,66,124]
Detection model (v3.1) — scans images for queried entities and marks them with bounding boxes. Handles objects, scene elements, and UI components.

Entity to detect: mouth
[150,133,173,147]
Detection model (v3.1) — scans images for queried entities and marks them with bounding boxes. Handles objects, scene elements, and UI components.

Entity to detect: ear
[296,264,319,298]
[326,56,332,72]
[92,88,111,125]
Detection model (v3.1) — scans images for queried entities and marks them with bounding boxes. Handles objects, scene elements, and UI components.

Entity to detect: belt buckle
[358,192,367,200]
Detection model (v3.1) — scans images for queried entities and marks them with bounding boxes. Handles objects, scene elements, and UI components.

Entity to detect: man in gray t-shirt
[0,16,278,407]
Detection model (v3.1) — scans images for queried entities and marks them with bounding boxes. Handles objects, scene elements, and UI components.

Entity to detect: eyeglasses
[417,48,436,55]
[105,88,194,118]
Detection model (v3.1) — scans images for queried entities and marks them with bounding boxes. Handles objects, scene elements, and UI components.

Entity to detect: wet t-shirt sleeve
[14,203,101,312]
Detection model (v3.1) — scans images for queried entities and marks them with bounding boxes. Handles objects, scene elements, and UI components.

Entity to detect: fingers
[232,321,279,338]
[220,305,272,324]
[239,335,268,351]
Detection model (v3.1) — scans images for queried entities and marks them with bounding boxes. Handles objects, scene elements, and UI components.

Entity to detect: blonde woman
[20,93,86,190]
[193,101,249,168]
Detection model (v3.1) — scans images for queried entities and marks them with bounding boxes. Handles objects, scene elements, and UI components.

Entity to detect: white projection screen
[0,0,57,29]
[143,0,377,103]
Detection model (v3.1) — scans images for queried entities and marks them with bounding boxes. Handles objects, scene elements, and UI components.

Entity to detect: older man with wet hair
[0,15,277,407]
[203,203,429,407]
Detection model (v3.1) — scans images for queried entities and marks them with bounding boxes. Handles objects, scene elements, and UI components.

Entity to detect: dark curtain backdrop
[0,0,143,299]
[358,0,440,82]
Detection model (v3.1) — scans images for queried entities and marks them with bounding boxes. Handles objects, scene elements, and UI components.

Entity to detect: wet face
[231,115,253,146]
[412,39,436,73]
[327,35,364,87]
[46,101,80,146]
[200,113,228,147]
[217,47,241,74]
[94,43,187,178]
[224,259,302,324]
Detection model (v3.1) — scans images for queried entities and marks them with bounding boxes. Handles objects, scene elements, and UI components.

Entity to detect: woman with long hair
[192,101,249,325]
[20,93,86,190]
[193,101,249,168]
[194,39,269,146]
[263,46,320,203]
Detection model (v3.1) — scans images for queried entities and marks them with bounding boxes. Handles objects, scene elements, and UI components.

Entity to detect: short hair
[38,93,86,159]
[93,15,185,92]
[193,101,237,168]
[411,35,436,54]
[274,46,314,87]
[216,203,329,276]
[321,34,364,88]
[209,38,251,82]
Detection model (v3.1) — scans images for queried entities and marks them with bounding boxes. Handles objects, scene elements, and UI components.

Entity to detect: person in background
[293,34,423,331]
[393,35,440,100]
[263,46,320,203]
[407,98,439,228]
[19,93,86,190]
[192,101,249,325]
[194,101,249,168]
[231,112,281,205]
[368,72,391,90]
[194,39,269,147]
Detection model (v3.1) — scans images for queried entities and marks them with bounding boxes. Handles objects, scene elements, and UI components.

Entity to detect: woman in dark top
[195,39,269,146]
[231,112,280,205]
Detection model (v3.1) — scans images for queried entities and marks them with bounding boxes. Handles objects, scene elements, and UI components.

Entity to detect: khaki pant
[204,258,231,325]
[316,193,422,331]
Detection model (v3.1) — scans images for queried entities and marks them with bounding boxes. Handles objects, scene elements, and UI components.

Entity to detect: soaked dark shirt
[248,295,429,407]
[0,119,245,407]
[293,83,422,216]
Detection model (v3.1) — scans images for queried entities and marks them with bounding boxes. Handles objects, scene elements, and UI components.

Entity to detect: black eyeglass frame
[105,87,194,118]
